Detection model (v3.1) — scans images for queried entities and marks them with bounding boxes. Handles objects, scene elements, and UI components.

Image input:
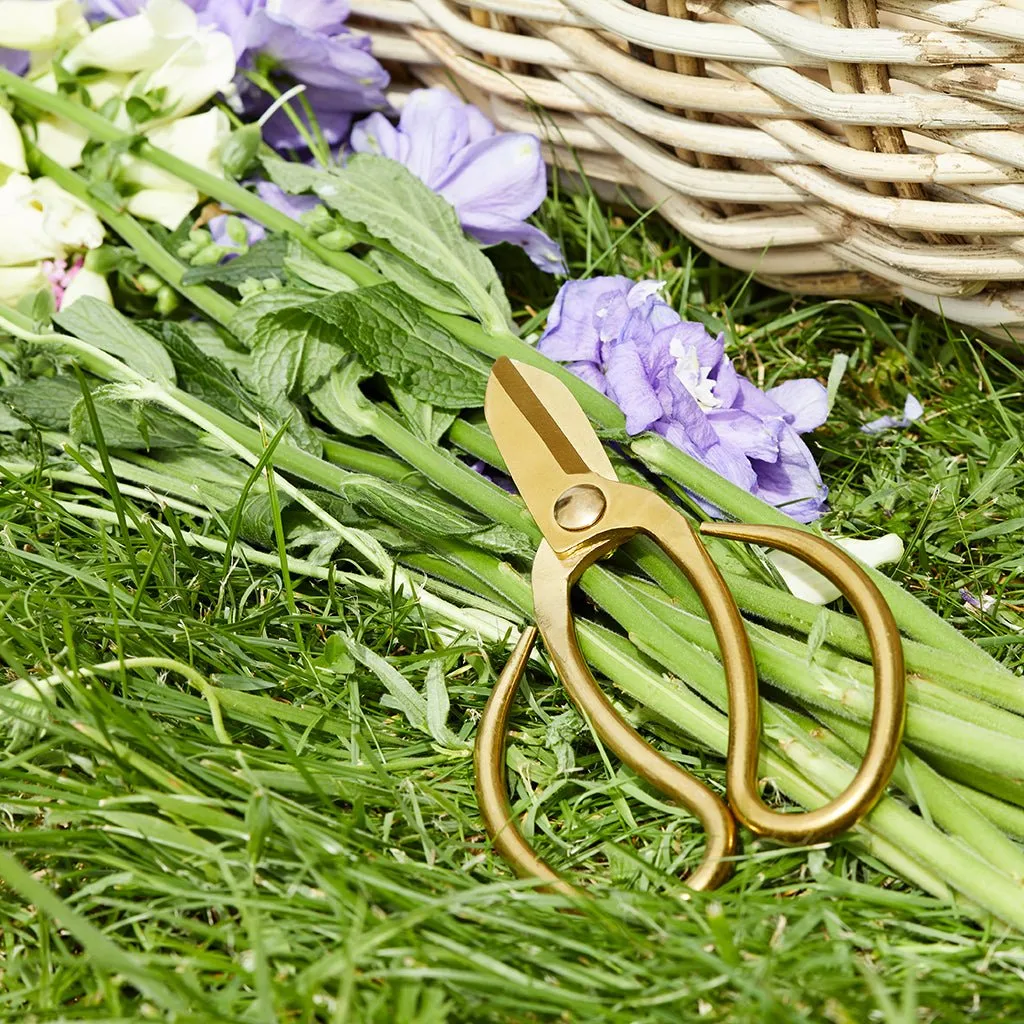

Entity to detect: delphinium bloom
[537,277,828,521]
[83,0,389,148]
[350,88,565,274]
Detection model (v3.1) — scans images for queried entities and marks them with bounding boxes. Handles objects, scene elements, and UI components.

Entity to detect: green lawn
[1,190,1023,1022]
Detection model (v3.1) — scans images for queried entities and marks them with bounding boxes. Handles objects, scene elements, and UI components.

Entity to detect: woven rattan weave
[355,0,1024,337]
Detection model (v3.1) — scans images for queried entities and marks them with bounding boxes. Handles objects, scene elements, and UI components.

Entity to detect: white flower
[61,266,113,309]
[122,108,228,190]
[0,264,47,306]
[63,0,235,120]
[769,533,905,606]
[0,0,84,51]
[126,187,198,230]
[0,106,27,172]
[118,108,228,229]
[32,73,132,169]
[0,173,105,266]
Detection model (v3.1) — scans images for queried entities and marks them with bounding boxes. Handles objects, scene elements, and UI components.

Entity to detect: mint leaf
[260,156,325,196]
[228,289,315,347]
[339,475,480,540]
[284,256,358,294]
[368,250,472,317]
[267,153,510,330]
[70,386,198,449]
[142,322,256,421]
[181,236,288,286]
[55,298,175,384]
[2,377,87,429]
[313,284,489,409]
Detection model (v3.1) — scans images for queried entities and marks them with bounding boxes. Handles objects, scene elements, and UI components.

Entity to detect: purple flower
[208,180,320,248]
[350,88,565,275]
[861,394,923,434]
[87,0,389,151]
[196,0,388,150]
[0,48,28,75]
[538,278,829,521]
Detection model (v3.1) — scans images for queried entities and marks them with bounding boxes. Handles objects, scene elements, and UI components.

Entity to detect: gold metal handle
[475,487,906,892]
[699,521,906,840]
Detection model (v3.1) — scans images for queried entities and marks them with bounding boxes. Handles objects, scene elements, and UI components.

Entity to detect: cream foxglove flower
[0,0,84,51]
[63,0,235,120]
[0,173,105,266]
[0,265,47,306]
[32,74,131,169]
[0,106,27,172]
[769,533,905,606]
[122,108,228,190]
[120,108,229,229]
[60,266,113,309]
[125,187,199,230]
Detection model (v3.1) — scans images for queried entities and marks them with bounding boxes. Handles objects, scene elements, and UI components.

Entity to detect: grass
[2,190,1024,1022]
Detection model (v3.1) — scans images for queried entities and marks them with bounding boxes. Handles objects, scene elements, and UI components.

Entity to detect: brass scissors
[475,357,906,895]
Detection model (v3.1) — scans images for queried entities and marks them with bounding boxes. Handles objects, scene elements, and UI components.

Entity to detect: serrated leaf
[391,386,456,446]
[1,376,86,429]
[312,283,488,409]
[368,250,471,317]
[284,256,359,293]
[308,361,376,437]
[141,321,256,421]
[182,236,288,286]
[339,475,478,539]
[294,154,509,330]
[69,387,198,450]
[228,289,315,347]
[261,156,328,196]
[55,298,175,384]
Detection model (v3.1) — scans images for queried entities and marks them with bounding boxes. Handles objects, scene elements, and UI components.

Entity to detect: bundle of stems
[3,69,1024,929]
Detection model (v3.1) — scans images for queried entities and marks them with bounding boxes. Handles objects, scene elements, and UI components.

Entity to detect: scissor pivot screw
[554,485,606,531]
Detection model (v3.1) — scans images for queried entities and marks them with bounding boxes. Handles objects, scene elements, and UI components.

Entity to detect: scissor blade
[485,358,617,506]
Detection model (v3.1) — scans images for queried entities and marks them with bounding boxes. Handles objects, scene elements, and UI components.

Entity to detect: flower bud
[135,271,163,295]
[318,227,355,251]
[220,124,261,179]
[190,244,227,267]
[155,285,178,315]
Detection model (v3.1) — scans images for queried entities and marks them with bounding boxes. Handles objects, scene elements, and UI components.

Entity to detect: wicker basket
[353,0,1024,339]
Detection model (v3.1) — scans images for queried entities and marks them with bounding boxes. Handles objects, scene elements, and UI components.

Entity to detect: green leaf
[269,153,510,330]
[141,321,256,421]
[260,155,326,196]
[55,298,176,384]
[391,386,456,446]
[228,288,315,348]
[182,236,289,286]
[368,250,472,317]
[69,386,199,450]
[341,636,428,735]
[284,256,359,294]
[339,475,480,540]
[307,361,377,438]
[1,376,86,429]
[248,306,346,400]
[312,284,489,409]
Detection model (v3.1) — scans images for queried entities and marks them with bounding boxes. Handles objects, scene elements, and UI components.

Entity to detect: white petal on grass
[770,533,905,605]
[0,106,27,172]
[61,267,113,310]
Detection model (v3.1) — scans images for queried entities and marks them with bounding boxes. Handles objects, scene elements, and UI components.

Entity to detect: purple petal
[349,110,407,162]
[766,378,829,433]
[436,133,546,224]
[465,215,565,274]
[566,361,609,397]
[252,85,357,150]
[195,0,261,57]
[255,180,321,220]
[705,407,781,463]
[860,414,901,435]
[904,394,924,421]
[537,277,630,363]
[0,48,28,75]
[396,88,472,188]
[266,0,350,33]
[208,213,265,247]
[605,320,666,435]
[751,427,827,522]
